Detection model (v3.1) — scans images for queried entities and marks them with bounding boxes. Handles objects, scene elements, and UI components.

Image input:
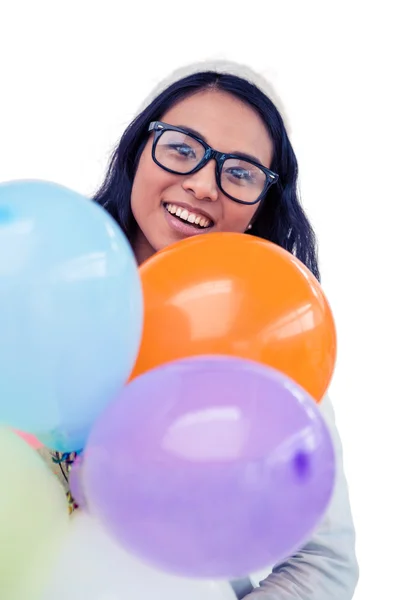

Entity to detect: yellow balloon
[0,427,69,600]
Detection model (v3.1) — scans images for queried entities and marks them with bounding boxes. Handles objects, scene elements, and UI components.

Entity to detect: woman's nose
[181,160,219,202]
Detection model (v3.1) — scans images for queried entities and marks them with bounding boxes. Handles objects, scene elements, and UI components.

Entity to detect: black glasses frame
[148,121,279,205]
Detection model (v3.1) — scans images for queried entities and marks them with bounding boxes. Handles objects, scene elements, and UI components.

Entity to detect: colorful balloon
[0,180,143,452]
[0,427,68,600]
[82,356,336,579]
[130,233,336,401]
[41,511,237,600]
[15,430,42,449]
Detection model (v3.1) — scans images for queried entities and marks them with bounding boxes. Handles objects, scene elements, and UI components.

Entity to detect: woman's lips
[164,202,213,228]
[162,203,214,237]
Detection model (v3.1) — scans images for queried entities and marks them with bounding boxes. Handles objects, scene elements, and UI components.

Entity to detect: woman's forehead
[160,89,274,165]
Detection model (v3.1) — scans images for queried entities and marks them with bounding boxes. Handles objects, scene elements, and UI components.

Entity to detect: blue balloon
[0,180,143,452]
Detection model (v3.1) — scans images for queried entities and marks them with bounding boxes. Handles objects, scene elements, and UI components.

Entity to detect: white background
[1,1,399,598]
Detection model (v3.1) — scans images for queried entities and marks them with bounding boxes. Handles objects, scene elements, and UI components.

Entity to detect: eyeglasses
[148,121,279,205]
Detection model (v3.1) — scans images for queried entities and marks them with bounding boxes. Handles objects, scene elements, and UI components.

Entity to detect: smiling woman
[91,61,359,599]
[129,89,277,264]
[93,64,319,279]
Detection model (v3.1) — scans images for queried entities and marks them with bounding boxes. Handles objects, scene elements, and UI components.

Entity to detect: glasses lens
[155,130,206,174]
[221,158,267,203]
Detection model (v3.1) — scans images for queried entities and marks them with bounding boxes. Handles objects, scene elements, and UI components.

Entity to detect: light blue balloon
[0,180,143,452]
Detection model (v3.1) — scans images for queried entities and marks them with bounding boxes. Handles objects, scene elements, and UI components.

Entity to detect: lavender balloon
[82,356,335,579]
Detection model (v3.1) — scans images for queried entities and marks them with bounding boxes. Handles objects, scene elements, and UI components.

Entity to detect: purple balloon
[81,356,335,579]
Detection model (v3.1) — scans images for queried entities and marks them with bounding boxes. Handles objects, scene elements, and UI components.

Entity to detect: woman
[90,61,358,599]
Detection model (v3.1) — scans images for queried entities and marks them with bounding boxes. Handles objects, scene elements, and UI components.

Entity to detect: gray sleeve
[245,395,359,600]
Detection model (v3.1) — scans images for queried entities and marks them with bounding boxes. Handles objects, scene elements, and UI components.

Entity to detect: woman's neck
[131,228,156,266]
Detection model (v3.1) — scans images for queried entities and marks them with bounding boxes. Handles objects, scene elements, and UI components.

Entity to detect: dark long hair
[93,71,320,281]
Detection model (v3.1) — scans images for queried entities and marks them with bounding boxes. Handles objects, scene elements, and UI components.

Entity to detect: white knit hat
[138,59,291,135]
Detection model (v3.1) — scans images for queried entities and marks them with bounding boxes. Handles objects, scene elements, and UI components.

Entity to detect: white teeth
[165,203,212,228]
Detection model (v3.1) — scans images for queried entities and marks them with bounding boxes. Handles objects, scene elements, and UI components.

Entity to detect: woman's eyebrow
[176,124,204,139]
[176,124,263,165]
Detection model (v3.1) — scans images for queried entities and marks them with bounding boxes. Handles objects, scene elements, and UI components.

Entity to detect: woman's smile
[162,201,214,236]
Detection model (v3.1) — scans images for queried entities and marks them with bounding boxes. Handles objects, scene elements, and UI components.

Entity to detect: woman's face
[130,89,274,264]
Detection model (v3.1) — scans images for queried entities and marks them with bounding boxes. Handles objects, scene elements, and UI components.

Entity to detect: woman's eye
[168,144,196,159]
[226,167,253,182]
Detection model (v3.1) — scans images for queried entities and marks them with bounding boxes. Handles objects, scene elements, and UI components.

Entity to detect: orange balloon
[130,233,336,401]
